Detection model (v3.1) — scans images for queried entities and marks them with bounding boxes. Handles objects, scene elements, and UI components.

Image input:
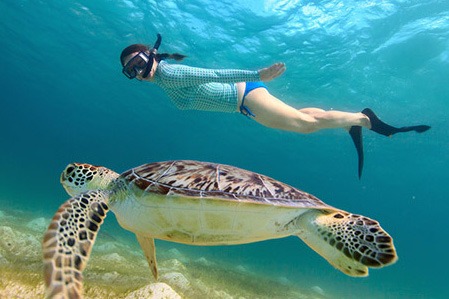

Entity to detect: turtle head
[60,163,119,196]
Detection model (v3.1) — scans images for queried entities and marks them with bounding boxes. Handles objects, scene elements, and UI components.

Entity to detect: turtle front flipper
[295,209,397,277]
[42,190,110,299]
[136,234,158,280]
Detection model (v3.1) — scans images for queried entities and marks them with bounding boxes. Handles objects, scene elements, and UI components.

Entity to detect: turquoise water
[1,0,448,298]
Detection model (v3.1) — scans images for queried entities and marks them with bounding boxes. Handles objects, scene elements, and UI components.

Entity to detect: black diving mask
[122,51,151,79]
[122,33,162,79]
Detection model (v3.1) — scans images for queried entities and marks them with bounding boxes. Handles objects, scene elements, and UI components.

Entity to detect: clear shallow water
[1,0,448,298]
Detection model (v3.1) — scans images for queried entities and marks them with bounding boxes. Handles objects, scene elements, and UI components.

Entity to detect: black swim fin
[349,126,364,179]
[362,108,431,137]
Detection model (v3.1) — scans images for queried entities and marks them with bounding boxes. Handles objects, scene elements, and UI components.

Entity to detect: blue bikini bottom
[240,82,267,117]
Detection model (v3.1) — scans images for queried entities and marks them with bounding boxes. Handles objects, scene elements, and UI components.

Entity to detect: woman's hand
[259,63,286,82]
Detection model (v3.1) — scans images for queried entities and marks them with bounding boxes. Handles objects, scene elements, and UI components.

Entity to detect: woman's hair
[120,44,186,66]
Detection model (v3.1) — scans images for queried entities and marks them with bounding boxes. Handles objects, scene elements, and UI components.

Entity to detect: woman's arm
[259,63,286,82]
[157,61,284,88]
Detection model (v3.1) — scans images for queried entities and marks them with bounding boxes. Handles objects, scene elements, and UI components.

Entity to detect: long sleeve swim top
[152,60,261,113]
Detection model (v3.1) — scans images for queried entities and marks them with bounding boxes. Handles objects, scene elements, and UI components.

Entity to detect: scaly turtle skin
[42,160,397,298]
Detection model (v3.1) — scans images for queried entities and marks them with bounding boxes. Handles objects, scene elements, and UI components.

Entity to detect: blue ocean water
[1,0,448,298]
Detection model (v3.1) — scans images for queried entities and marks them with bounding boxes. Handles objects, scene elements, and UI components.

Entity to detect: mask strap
[142,34,162,78]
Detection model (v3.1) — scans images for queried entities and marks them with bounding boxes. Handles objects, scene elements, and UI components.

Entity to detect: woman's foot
[349,126,364,179]
[362,108,431,137]
[349,108,430,179]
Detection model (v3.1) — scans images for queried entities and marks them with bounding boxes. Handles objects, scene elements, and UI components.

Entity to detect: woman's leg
[240,87,430,178]
[242,88,370,133]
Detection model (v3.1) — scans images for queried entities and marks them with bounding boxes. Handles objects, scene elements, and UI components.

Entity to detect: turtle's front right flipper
[295,209,397,277]
[42,190,110,299]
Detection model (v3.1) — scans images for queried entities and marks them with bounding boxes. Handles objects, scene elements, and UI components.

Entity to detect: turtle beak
[60,171,66,183]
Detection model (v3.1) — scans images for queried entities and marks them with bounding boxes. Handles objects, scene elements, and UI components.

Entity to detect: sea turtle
[43,160,397,298]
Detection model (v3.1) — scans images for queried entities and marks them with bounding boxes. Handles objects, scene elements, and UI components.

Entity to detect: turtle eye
[66,165,75,174]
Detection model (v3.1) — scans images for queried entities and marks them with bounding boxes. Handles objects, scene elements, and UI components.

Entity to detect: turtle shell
[120,160,329,209]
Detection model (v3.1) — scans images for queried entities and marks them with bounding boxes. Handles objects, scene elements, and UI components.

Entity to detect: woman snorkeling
[120,34,430,178]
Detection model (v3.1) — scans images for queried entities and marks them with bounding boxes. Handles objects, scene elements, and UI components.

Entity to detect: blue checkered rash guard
[152,61,261,113]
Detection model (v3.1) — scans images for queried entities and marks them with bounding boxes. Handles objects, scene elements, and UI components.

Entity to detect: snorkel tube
[153,33,162,50]
[142,33,162,78]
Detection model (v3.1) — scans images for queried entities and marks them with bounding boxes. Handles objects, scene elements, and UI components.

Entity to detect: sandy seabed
[0,207,326,299]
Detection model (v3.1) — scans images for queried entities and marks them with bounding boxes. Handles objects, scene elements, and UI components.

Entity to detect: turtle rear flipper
[295,209,397,277]
[42,190,110,299]
[136,234,158,280]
